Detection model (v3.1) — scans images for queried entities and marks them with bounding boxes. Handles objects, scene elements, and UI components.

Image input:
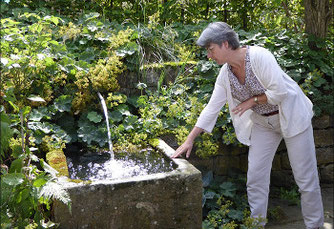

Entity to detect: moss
[140,61,197,70]
[68,179,92,185]
[46,149,69,177]
[148,138,160,148]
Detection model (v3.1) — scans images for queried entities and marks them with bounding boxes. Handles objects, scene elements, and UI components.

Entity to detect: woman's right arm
[172,67,228,159]
[171,126,203,158]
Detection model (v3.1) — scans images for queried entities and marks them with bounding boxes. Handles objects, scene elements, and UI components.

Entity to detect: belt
[261,110,279,116]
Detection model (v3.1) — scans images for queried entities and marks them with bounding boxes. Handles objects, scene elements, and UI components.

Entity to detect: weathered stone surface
[53,140,202,229]
[314,129,334,147]
[46,149,69,177]
[320,164,334,184]
[280,153,291,170]
[270,170,295,188]
[189,157,214,173]
[316,147,334,165]
[216,144,247,156]
[239,154,248,173]
[272,154,281,171]
[312,115,334,129]
[213,155,240,176]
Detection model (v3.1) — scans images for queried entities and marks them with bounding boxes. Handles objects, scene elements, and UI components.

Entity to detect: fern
[39,181,71,206]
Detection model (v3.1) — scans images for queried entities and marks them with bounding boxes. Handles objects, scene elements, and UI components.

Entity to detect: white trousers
[247,112,324,229]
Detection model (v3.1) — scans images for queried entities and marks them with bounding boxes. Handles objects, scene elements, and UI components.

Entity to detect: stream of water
[65,92,177,181]
[97,92,114,159]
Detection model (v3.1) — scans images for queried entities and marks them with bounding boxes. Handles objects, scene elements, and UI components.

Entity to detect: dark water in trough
[66,147,177,181]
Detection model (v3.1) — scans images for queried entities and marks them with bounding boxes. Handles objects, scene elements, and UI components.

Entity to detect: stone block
[280,152,291,170]
[314,129,334,147]
[320,164,334,184]
[218,144,247,156]
[272,154,281,171]
[316,147,334,165]
[239,154,248,173]
[213,155,240,176]
[312,115,334,129]
[271,170,295,188]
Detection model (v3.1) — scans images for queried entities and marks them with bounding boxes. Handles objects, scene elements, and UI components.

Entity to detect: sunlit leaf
[2,173,25,186]
[28,95,46,102]
[54,95,72,112]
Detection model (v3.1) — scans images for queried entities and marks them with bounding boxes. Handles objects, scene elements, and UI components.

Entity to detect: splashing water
[97,92,114,159]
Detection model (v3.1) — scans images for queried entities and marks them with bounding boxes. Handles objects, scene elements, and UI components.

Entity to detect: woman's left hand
[232,97,256,116]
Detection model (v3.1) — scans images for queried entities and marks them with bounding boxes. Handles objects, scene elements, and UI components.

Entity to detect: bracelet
[254,96,259,105]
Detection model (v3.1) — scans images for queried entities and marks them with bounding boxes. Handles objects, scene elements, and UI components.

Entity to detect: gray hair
[196,22,240,50]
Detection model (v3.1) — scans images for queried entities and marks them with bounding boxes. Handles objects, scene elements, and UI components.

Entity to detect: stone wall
[187,115,334,187]
[117,65,190,96]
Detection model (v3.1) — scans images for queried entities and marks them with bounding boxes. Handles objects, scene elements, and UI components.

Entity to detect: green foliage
[279,186,300,206]
[1,91,70,228]
[202,172,266,228]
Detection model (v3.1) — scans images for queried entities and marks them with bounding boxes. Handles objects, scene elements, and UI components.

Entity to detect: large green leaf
[1,173,25,186]
[0,112,13,157]
[219,182,237,198]
[54,95,72,112]
[87,111,102,123]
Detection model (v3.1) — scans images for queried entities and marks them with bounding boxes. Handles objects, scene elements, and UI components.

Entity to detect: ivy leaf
[219,182,237,198]
[28,95,46,102]
[0,112,13,157]
[33,177,48,188]
[227,209,244,221]
[29,107,50,121]
[87,111,102,123]
[2,173,25,186]
[202,171,213,188]
[110,110,122,122]
[9,158,23,173]
[83,12,100,22]
[54,95,72,112]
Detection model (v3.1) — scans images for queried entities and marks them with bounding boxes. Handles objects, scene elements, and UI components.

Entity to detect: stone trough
[50,139,202,229]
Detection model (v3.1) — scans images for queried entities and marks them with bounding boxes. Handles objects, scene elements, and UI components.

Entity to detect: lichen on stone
[46,149,69,177]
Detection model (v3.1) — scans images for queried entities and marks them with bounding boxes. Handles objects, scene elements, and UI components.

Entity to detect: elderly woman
[172,22,324,229]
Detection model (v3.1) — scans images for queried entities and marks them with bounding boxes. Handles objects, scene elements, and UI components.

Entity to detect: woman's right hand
[171,126,203,159]
[171,140,194,159]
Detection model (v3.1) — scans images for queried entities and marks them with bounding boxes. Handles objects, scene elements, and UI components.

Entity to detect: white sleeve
[251,47,288,105]
[195,75,227,133]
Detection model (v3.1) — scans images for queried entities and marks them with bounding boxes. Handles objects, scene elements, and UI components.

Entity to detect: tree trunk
[205,1,210,19]
[242,0,248,30]
[181,4,185,22]
[223,2,228,22]
[281,0,298,32]
[304,0,332,39]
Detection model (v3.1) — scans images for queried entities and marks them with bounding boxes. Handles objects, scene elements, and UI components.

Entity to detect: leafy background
[1,0,333,228]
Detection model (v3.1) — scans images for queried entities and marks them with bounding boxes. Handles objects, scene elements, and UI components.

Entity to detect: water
[66,147,177,181]
[97,92,114,159]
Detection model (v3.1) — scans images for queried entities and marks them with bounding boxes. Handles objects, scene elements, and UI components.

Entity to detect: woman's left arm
[232,93,267,116]
[250,47,289,106]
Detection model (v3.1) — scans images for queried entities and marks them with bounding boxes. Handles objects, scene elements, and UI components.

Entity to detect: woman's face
[206,42,229,65]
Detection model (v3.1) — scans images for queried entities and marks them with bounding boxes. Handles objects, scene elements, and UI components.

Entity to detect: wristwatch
[254,96,259,104]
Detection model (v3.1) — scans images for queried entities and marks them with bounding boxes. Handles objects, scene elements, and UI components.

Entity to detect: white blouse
[195,46,313,146]
[228,45,278,115]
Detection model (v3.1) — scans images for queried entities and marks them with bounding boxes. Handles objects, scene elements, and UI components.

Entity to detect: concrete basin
[51,139,202,229]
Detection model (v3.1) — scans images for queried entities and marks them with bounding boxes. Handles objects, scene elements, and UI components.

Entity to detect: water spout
[97,92,114,159]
